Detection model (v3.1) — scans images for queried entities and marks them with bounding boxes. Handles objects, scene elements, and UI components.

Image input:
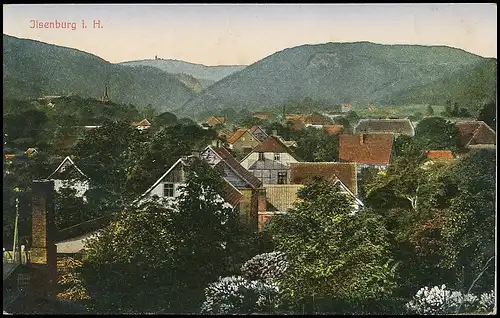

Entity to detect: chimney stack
[31,180,57,299]
[272,130,278,137]
[359,134,365,145]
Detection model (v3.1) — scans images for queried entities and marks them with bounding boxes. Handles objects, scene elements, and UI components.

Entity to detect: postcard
[2,3,497,315]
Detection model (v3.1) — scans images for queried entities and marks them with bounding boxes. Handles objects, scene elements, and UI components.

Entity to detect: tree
[54,187,94,231]
[72,121,141,213]
[414,117,461,151]
[82,159,257,313]
[426,105,434,116]
[313,134,339,162]
[477,101,496,131]
[266,178,397,308]
[440,149,496,294]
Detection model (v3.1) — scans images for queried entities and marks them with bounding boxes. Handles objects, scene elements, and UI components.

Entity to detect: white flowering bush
[406,284,495,315]
[200,275,281,314]
[478,290,495,313]
[240,251,288,283]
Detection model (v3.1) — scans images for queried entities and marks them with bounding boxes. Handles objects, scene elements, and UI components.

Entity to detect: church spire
[101,85,109,104]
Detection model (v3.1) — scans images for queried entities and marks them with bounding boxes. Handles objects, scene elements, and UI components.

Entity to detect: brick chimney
[359,134,366,145]
[31,180,57,299]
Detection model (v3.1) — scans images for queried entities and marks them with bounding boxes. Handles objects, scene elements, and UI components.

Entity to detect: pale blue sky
[3,4,497,65]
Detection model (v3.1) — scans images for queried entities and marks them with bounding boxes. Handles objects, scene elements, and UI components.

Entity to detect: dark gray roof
[354,118,415,136]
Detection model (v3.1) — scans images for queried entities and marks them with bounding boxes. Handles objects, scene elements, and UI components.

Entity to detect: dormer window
[274,153,281,161]
[258,152,265,161]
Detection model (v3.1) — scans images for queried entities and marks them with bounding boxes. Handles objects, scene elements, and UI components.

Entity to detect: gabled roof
[210,146,263,189]
[205,116,226,126]
[323,125,344,136]
[47,156,88,180]
[287,118,306,130]
[25,148,38,155]
[289,162,358,194]
[455,121,496,148]
[135,155,245,205]
[228,129,254,144]
[339,134,394,165]
[240,136,300,162]
[251,136,293,154]
[354,118,415,136]
[252,113,268,120]
[131,119,151,127]
[424,150,454,161]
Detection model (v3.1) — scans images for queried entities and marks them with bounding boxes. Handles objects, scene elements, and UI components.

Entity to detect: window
[277,171,287,184]
[274,153,281,161]
[258,152,265,161]
[163,183,174,197]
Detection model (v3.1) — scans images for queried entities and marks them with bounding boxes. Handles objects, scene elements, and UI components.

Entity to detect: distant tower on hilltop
[101,85,109,104]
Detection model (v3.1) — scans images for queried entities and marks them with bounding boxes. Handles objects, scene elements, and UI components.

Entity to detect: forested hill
[119,59,246,85]
[177,42,495,117]
[3,34,195,113]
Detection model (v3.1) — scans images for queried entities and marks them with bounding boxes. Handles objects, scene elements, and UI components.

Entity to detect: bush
[240,251,288,282]
[405,285,495,315]
[200,276,281,314]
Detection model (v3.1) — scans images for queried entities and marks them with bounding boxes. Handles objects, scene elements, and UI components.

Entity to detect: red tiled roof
[212,147,262,189]
[289,162,357,194]
[339,134,393,165]
[252,136,293,155]
[323,125,344,135]
[424,150,454,161]
[456,121,496,148]
[228,129,249,144]
[302,114,333,126]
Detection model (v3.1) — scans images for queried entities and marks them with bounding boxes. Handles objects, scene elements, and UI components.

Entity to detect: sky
[3,3,497,66]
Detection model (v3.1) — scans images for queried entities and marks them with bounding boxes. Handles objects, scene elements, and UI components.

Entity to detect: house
[45,156,90,199]
[252,113,268,121]
[227,128,260,153]
[131,119,151,131]
[424,150,454,162]
[259,162,364,230]
[249,125,269,142]
[24,148,38,157]
[289,162,358,194]
[423,150,454,169]
[301,114,334,128]
[455,121,496,150]
[205,116,226,127]
[339,134,394,173]
[136,146,265,229]
[258,184,303,231]
[289,161,363,212]
[341,104,352,113]
[323,124,344,136]
[354,118,415,136]
[240,136,300,185]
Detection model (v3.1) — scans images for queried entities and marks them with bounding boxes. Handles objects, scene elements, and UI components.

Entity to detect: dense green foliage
[179,42,493,117]
[81,159,262,313]
[266,179,397,309]
[3,34,194,112]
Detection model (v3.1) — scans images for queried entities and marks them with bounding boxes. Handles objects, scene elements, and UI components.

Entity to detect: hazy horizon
[3,4,497,66]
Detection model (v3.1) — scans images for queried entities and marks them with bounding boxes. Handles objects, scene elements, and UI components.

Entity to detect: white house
[46,156,90,199]
[240,136,300,185]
